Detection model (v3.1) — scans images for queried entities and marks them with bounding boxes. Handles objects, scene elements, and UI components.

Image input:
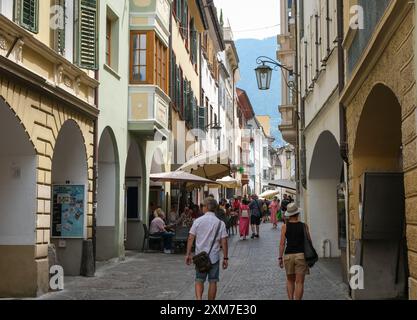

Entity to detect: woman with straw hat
[278,203,312,300]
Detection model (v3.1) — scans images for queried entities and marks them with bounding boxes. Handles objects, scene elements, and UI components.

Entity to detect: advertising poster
[52,185,85,238]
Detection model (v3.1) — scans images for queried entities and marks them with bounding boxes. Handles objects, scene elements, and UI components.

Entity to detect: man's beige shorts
[284,253,310,275]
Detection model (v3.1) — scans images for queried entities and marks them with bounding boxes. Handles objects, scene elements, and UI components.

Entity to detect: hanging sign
[52,185,85,238]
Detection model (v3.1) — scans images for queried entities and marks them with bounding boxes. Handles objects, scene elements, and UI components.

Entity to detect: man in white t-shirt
[186,197,229,300]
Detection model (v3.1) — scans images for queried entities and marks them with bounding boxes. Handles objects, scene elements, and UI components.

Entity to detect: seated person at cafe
[149,208,175,254]
[167,205,179,225]
[176,207,195,228]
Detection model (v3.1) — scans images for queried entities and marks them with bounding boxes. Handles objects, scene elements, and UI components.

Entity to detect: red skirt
[239,217,250,237]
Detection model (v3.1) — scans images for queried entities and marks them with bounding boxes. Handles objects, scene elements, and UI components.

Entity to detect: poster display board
[52,185,85,238]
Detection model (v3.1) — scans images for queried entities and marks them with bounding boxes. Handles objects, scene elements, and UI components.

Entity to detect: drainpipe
[338,0,348,163]
[232,66,238,170]
[337,0,351,289]
[169,2,173,133]
[92,69,99,271]
[293,0,305,208]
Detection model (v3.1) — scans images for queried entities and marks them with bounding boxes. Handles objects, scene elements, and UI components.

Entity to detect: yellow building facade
[341,0,417,299]
[0,0,98,297]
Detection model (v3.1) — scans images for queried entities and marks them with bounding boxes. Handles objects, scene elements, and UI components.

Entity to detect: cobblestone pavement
[38,223,350,300]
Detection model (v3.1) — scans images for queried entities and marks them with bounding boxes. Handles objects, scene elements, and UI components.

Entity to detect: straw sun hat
[285,203,301,217]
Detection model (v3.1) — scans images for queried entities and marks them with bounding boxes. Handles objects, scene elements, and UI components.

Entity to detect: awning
[268,179,297,191]
[150,171,217,185]
[177,150,231,180]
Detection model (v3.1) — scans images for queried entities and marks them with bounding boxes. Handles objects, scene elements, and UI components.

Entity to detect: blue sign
[52,185,85,238]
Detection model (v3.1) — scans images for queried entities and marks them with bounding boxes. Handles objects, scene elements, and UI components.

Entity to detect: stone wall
[0,75,95,296]
[344,7,417,299]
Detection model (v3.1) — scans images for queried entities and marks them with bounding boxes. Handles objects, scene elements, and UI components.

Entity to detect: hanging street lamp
[255,63,273,90]
[255,56,294,91]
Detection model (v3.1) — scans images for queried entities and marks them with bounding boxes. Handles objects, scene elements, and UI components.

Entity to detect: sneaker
[251,233,255,239]
[239,236,243,241]
[164,249,172,254]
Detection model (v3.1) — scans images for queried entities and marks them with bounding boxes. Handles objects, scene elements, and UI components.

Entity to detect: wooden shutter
[320,0,327,64]
[16,0,39,33]
[186,82,194,125]
[54,0,66,55]
[176,0,181,22]
[175,66,181,108]
[170,54,176,102]
[182,77,187,119]
[198,105,207,134]
[183,0,188,40]
[193,97,198,129]
[77,0,98,70]
[191,21,198,65]
[330,0,337,48]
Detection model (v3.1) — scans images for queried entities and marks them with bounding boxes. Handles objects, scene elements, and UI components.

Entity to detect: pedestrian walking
[281,194,290,217]
[249,194,263,239]
[186,197,229,300]
[279,203,312,300]
[269,197,280,229]
[262,200,270,223]
[239,198,250,240]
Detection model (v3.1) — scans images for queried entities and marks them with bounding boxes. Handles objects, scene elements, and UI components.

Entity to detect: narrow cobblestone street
[38,223,349,300]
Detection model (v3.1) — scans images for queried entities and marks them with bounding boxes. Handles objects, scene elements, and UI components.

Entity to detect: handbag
[303,223,318,268]
[193,221,221,273]
[241,208,249,218]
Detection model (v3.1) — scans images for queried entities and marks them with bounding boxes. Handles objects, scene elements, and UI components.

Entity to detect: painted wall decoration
[52,185,85,238]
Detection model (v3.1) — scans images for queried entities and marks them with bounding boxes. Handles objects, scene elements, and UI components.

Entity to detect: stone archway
[50,120,89,276]
[0,99,37,297]
[308,131,344,259]
[124,140,145,250]
[96,127,119,261]
[351,83,407,300]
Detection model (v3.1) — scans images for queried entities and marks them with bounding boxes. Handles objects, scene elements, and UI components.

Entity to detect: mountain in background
[235,36,283,147]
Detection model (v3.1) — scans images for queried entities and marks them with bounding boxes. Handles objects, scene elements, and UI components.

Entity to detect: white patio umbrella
[216,176,241,189]
[150,171,217,184]
[150,171,218,215]
[177,150,231,180]
[259,190,280,199]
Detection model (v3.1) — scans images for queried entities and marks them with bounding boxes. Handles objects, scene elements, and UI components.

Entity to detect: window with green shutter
[170,53,177,103]
[176,66,181,110]
[198,106,207,134]
[190,19,197,65]
[15,0,39,33]
[185,82,193,125]
[182,0,188,40]
[76,0,98,70]
[54,0,66,55]
[182,78,187,119]
[192,97,198,129]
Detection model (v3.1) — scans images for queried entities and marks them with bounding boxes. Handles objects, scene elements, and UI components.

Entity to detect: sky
[213,0,280,40]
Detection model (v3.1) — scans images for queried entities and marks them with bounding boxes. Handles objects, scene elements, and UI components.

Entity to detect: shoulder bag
[193,221,222,273]
[303,223,319,267]
[241,207,249,218]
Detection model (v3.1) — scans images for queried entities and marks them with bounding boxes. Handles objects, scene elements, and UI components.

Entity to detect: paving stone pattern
[38,223,350,300]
